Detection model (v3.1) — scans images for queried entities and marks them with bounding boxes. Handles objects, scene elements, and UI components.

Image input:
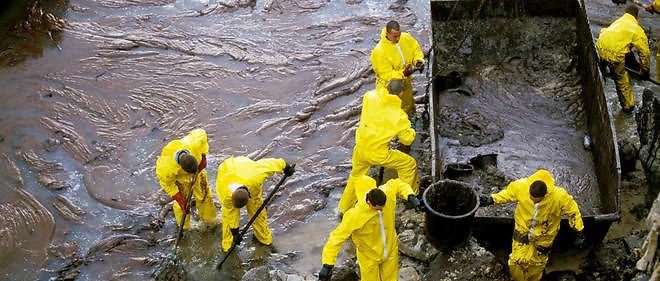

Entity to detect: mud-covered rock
[636,88,660,195]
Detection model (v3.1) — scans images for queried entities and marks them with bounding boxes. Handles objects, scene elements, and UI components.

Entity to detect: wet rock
[0,154,24,186]
[619,138,639,175]
[399,266,421,281]
[636,88,660,195]
[422,238,506,281]
[37,173,70,190]
[581,238,641,281]
[331,258,360,281]
[49,242,78,260]
[43,137,62,152]
[241,265,273,281]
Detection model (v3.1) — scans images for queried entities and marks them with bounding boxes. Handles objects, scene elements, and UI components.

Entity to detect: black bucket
[422,180,479,249]
[443,163,474,180]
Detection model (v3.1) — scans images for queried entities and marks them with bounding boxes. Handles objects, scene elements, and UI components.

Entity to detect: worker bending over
[156,128,218,230]
[480,170,586,281]
[215,156,294,252]
[596,4,651,113]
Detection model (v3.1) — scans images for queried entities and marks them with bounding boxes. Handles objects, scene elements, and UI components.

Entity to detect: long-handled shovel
[216,172,292,270]
[172,171,199,258]
[626,66,660,86]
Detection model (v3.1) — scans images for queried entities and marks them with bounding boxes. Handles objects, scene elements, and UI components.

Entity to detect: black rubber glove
[415,60,424,72]
[408,194,425,212]
[319,264,333,281]
[479,194,494,206]
[403,64,413,77]
[230,228,242,245]
[574,230,586,249]
[642,69,650,80]
[283,162,296,177]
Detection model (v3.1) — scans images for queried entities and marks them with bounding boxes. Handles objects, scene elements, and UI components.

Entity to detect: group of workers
[154,3,660,279]
[156,128,295,252]
[596,2,659,114]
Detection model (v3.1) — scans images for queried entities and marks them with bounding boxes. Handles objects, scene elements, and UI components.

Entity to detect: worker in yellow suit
[480,170,586,281]
[156,128,218,230]
[596,4,650,113]
[644,0,659,81]
[215,156,295,252]
[339,80,419,215]
[370,20,425,117]
[319,175,424,281]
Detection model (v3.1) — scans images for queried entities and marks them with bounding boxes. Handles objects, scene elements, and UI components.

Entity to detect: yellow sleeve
[156,161,178,197]
[408,34,425,65]
[321,212,359,265]
[558,188,585,231]
[396,115,416,146]
[491,178,523,205]
[370,47,405,81]
[631,25,650,73]
[246,158,287,188]
[390,178,414,200]
[187,128,210,155]
[654,0,659,11]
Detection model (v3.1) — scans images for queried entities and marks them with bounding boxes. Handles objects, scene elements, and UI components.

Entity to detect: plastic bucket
[443,163,474,180]
[422,180,479,249]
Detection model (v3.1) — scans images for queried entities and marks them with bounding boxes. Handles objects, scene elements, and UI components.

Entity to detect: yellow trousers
[356,245,399,281]
[173,170,217,230]
[507,240,549,281]
[656,45,659,81]
[606,60,634,110]
[376,77,415,117]
[221,196,272,252]
[339,147,419,214]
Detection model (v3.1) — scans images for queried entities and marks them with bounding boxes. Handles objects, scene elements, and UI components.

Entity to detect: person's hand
[403,64,413,77]
[645,4,655,13]
[231,228,243,245]
[408,194,426,212]
[284,162,296,177]
[574,230,586,249]
[198,153,207,170]
[319,264,333,281]
[415,60,424,72]
[172,192,187,214]
[479,194,493,207]
[642,69,650,80]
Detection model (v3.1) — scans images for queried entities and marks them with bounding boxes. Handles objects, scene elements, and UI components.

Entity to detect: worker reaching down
[320,175,423,281]
[156,128,218,230]
[480,170,585,281]
[596,4,650,113]
[215,156,295,252]
[339,80,419,215]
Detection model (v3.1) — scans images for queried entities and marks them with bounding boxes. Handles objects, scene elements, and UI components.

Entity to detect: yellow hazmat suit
[338,88,418,214]
[216,156,286,252]
[156,129,217,230]
[489,170,584,281]
[370,28,425,116]
[596,13,650,111]
[323,176,414,281]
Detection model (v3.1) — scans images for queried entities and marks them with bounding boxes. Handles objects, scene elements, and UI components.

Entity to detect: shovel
[626,66,660,85]
[172,171,199,257]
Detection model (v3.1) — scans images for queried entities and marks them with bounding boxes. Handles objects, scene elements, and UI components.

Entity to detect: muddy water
[0,0,431,280]
[433,16,600,216]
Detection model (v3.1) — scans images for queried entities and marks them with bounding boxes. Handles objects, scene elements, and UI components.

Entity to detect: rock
[241,266,273,281]
[619,138,639,175]
[636,88,660,195]
[399,266,420,281]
